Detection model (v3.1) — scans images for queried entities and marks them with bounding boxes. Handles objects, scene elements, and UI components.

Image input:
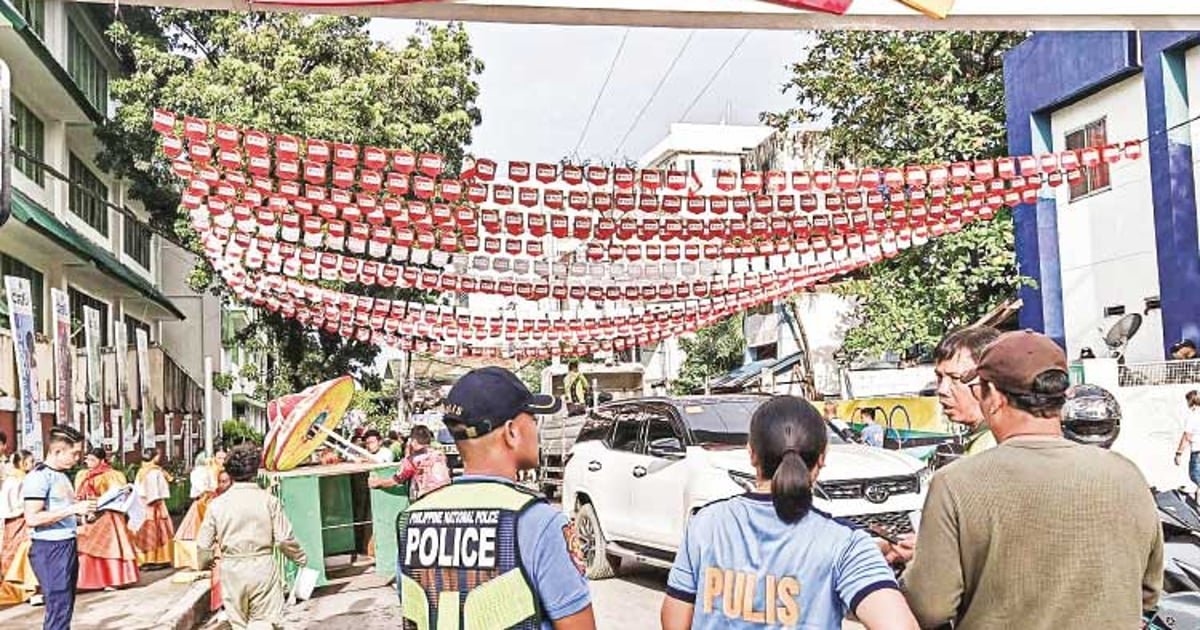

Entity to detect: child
[367,425,450,499]
[197,445,306,629]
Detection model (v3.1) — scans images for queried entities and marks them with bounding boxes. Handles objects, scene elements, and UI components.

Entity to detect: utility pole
[0,60,11,227]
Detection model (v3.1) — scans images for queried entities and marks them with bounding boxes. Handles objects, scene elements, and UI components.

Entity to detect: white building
[0,0,224,460]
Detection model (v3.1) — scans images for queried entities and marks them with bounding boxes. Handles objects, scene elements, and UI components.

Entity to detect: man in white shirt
[360,429,394,464]
[1174,390,1200,497]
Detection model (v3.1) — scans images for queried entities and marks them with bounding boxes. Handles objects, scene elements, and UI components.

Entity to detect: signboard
[136,328,154,451]
[114,323,134,452]
[5,276,41,454]
[50,288,73,427]
[84,0,1200,29]
[83,307,102,447]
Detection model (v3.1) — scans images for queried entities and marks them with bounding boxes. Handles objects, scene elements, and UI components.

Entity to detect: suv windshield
[679,399,848,446]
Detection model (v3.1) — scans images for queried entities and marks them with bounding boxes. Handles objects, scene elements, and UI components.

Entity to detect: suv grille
[841,511,915,535]
[817,475,919,501]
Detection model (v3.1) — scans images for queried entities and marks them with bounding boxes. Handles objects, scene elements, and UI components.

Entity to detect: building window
[69,153,109,236]
[69,287,109,346]
[123,216,152,269]
[67,19,108,112]
[0,255,45,333]
[1065,118,1111,201]
[125,314,150,344]
[12,98,44,186]
[14,0,43,39]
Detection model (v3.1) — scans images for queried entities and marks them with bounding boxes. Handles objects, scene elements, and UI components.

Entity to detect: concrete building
[1004,31,1200,364]
[0,0,223,460]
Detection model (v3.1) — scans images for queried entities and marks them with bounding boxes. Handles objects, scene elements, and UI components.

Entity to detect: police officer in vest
[397,367,595,630]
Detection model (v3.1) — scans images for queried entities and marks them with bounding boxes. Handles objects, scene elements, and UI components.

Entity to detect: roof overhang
[74,0,1200,31]
[0,1,104,124]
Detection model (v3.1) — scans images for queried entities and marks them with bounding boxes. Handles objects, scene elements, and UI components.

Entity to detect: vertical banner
[83,306,102,448]
[6,277,43,456]
[51,288,73,428]
[136,329,154,451]
[114,324,133,454]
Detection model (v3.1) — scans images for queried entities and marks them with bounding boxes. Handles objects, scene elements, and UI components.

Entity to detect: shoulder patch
[562,521,587,576]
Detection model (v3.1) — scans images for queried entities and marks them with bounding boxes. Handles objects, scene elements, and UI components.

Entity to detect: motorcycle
[1144,489,1200,628]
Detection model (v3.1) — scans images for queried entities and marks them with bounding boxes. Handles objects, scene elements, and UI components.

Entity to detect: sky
[369,21,810,165]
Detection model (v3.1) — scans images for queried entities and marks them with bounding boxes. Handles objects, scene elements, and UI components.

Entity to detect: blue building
[1004,32,1200,363]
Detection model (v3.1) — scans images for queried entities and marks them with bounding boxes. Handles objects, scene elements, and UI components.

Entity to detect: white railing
[1118,360,1200,387]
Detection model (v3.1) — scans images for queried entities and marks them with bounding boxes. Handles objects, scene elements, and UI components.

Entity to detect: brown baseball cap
[975,330,1068,395]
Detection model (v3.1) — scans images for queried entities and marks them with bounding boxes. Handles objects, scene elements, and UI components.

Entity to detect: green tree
[95,11,483,393]
[765,31,1028,359]
[672,314,746,395]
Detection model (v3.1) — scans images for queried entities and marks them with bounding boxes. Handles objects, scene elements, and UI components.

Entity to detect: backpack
[410,451,451,500]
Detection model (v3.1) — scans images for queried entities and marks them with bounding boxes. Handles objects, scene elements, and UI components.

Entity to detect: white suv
[561,395,929,579]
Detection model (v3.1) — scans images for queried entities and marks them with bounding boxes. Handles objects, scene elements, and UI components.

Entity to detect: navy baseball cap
[443,367,561,440]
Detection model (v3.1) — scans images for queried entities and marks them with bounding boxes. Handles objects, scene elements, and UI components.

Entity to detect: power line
[680,31,751,122]
[573,28,631,157]
[612,30,697,158]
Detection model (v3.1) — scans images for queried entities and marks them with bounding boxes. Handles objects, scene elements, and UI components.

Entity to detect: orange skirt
[77,512,140,590]
[134,501,175,566]
[173,496,209,570]
[1,517,35,589]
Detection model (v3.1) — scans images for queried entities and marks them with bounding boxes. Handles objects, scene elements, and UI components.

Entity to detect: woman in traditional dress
[0,450,35,604]
[74,448,140,590]
[174,450,222,570]
[133,448,175,567]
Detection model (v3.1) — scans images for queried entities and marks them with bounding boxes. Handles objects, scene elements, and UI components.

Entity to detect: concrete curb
[154,580,212,630]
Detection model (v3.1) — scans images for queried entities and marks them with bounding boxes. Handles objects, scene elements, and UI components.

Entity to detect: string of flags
[157,110,1144,357]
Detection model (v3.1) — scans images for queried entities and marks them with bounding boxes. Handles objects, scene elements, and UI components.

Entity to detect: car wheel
[575,503,620,580]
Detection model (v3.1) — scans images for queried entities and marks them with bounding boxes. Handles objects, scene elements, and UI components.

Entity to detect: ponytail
[750,396,827,524]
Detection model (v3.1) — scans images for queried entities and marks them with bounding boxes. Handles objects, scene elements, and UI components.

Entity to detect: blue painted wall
[1003,31,1200,357]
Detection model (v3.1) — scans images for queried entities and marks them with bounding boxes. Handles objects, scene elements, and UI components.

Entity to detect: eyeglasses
[934,372,971,388]
[963,375,989,400]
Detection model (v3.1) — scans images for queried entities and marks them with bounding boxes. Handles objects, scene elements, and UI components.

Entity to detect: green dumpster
[261,461,410,588]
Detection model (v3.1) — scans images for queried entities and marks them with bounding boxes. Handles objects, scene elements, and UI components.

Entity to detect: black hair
[12,449,32,468]
[363,429,382,441]
[142,448,159,462]
[0,430,8,446]
[749,396,828,524]
[567,360,580,371]
[48,425,82,448]
[88,447,108,462]
[387,430,400,441]
[1185,390,1199,409]
[934,326,1002,364]
[225,444,261,482]
[997,370,1070,418]
[861,408,877,420]
[410,425,433,446]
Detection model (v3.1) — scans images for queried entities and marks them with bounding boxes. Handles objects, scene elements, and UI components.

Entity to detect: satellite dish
[1103,314,1143,362]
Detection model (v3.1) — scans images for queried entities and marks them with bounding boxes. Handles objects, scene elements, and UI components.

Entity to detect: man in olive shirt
[893,331,1162,630]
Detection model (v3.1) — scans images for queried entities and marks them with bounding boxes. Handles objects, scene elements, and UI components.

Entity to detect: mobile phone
[867,523,899,545]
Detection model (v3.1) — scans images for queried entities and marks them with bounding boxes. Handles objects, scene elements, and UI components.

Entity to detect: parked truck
[537,363,645,498]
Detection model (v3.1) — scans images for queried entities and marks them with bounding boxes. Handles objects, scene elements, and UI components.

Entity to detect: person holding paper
[133,448,175,567]
[24,425,95,630]
[73,448,139,591]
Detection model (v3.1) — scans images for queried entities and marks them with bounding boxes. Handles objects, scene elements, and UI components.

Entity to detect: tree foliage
[765,31,1029,359]
[96,11,483,393]
[672,314,746,395]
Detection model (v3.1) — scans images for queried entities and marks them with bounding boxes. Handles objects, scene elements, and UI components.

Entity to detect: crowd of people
[3,326,1191,630]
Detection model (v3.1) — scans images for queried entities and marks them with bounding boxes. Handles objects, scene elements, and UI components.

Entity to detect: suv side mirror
[648,437,685,460]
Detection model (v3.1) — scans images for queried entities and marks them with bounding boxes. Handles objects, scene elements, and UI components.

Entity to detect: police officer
[396,367,595,630]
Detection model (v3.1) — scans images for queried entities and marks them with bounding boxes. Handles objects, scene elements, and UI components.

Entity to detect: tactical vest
[396,480,544,630]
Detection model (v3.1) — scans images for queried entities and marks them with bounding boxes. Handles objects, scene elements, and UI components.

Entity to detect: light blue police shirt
[667,493,897,630]
[22,465,78,541]
[407,474,592,627]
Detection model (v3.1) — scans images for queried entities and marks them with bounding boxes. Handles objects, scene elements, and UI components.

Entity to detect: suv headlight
[727,470,757,492]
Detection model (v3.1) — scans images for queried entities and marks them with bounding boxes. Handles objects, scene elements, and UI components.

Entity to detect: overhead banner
[6,277,43,456]
[114,324,135,452]
[50,288,73,428]
[136,328,154,451]
[83,306,102,448]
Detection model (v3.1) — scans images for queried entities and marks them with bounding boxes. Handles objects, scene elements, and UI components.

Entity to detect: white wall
[1109,383,1195,490]
[1051,76,1161,363]
[157,244,225,401]
[791,292,856,396]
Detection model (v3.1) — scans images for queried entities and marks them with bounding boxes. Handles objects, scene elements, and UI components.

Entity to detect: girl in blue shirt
[661,396,918,630]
